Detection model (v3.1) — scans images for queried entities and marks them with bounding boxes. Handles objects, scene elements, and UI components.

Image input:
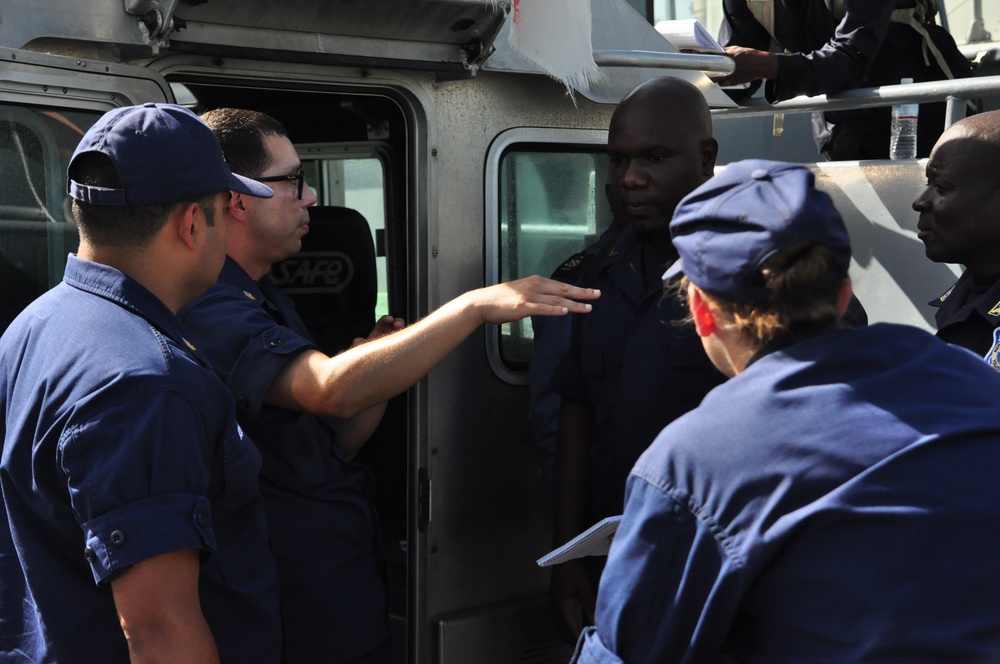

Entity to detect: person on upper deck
[717,0,973,160]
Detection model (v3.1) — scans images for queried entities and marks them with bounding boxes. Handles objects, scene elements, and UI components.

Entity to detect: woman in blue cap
[571,159,1000,663]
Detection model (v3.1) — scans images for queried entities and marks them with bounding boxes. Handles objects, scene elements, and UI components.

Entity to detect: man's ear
[700,137,719,176]
[836,278,853,317]
[688,284,718,337]
[175,202,201,251]
[227,191,250,222]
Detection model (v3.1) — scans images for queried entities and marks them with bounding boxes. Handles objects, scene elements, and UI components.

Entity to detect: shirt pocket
[210,425,270,585]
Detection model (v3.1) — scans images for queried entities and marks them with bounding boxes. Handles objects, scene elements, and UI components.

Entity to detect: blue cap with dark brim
[663,159,851,304]
[68,103,273,206]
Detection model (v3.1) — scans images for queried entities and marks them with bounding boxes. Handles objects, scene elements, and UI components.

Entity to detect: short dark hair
[200,108,290,179]
[70,152,216,247]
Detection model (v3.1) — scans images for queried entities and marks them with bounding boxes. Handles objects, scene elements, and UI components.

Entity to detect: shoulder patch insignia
[556,253,586,273]
[985,327,1000,372]
[989,300,1000,317]
[938,284,955,303]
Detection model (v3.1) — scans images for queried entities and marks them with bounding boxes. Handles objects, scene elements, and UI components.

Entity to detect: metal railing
[593,49,735,76]
[713,74,1000,129]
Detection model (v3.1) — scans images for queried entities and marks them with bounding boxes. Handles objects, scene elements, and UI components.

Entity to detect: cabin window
[0,106,96,334]
[298,145,391,319]
[486,130,611,380]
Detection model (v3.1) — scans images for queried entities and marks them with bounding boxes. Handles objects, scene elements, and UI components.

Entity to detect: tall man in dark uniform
[0,104,282,662]
[914,109,1000,361]
[179,108,599,664]
[548,77,728,644]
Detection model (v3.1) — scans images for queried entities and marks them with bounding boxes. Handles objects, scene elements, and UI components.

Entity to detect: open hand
[714,46,779,87]
[471,275,600,325]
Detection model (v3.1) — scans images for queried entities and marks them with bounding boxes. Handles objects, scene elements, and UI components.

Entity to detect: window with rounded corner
[0,106,99,335]
[488,134,612,380]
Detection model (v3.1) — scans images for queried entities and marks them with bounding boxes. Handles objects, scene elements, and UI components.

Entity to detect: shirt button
[270,339,285,347]
[110,530,126,546]
[84,547,96,563]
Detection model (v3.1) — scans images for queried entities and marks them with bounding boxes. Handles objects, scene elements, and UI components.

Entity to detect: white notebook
[654,18,725,54]
[536,515,623,567]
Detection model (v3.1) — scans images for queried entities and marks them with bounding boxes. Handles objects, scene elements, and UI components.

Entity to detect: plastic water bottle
[890,78,918,160]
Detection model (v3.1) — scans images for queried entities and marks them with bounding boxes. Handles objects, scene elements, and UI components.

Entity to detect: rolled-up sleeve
[181,290,314,417]
[58,391,220,584]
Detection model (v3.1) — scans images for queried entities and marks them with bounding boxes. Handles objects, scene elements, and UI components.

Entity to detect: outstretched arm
[265,276,600,418]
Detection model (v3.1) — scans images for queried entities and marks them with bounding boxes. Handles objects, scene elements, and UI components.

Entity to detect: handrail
[959,40,1000,58]
[593,49,735,75]
[714,74,1000,129]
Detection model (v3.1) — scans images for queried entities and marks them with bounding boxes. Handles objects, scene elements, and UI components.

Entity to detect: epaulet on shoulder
[551,252,593,283]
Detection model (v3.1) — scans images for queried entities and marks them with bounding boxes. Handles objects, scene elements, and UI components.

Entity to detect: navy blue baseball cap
[68,103,273,206]
[663,159,851,304]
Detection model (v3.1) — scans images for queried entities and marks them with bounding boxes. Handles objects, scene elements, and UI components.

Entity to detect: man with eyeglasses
[178,108,599,664]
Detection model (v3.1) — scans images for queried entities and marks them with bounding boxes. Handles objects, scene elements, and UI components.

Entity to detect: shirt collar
[930,270,1000,327]
[63,254,194,348]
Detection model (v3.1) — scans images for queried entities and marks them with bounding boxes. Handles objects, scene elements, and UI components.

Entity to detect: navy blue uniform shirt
[555,227,725,521]
[529,225,621,487]
[0,255,281,663]
[575,323,1000,662]
[930,270,1000,360]
[179,257,388,664]
[719,0,972,159]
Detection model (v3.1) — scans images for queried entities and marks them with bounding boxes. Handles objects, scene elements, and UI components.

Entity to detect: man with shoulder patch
[914,109,1000,362]
[547,77,729,645]
[0,103,282,662]
[717,0,972,160]
[179,108,599,664]
[530,185,626,488]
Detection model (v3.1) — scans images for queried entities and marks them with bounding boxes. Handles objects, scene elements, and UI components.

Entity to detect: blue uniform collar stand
[63,254,200,353]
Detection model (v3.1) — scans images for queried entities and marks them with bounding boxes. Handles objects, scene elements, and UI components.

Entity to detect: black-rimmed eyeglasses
[257,169,306,200]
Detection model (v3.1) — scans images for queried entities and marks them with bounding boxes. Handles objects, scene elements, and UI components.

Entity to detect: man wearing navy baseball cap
[0,103,283,662]
[572,160,1000,662]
